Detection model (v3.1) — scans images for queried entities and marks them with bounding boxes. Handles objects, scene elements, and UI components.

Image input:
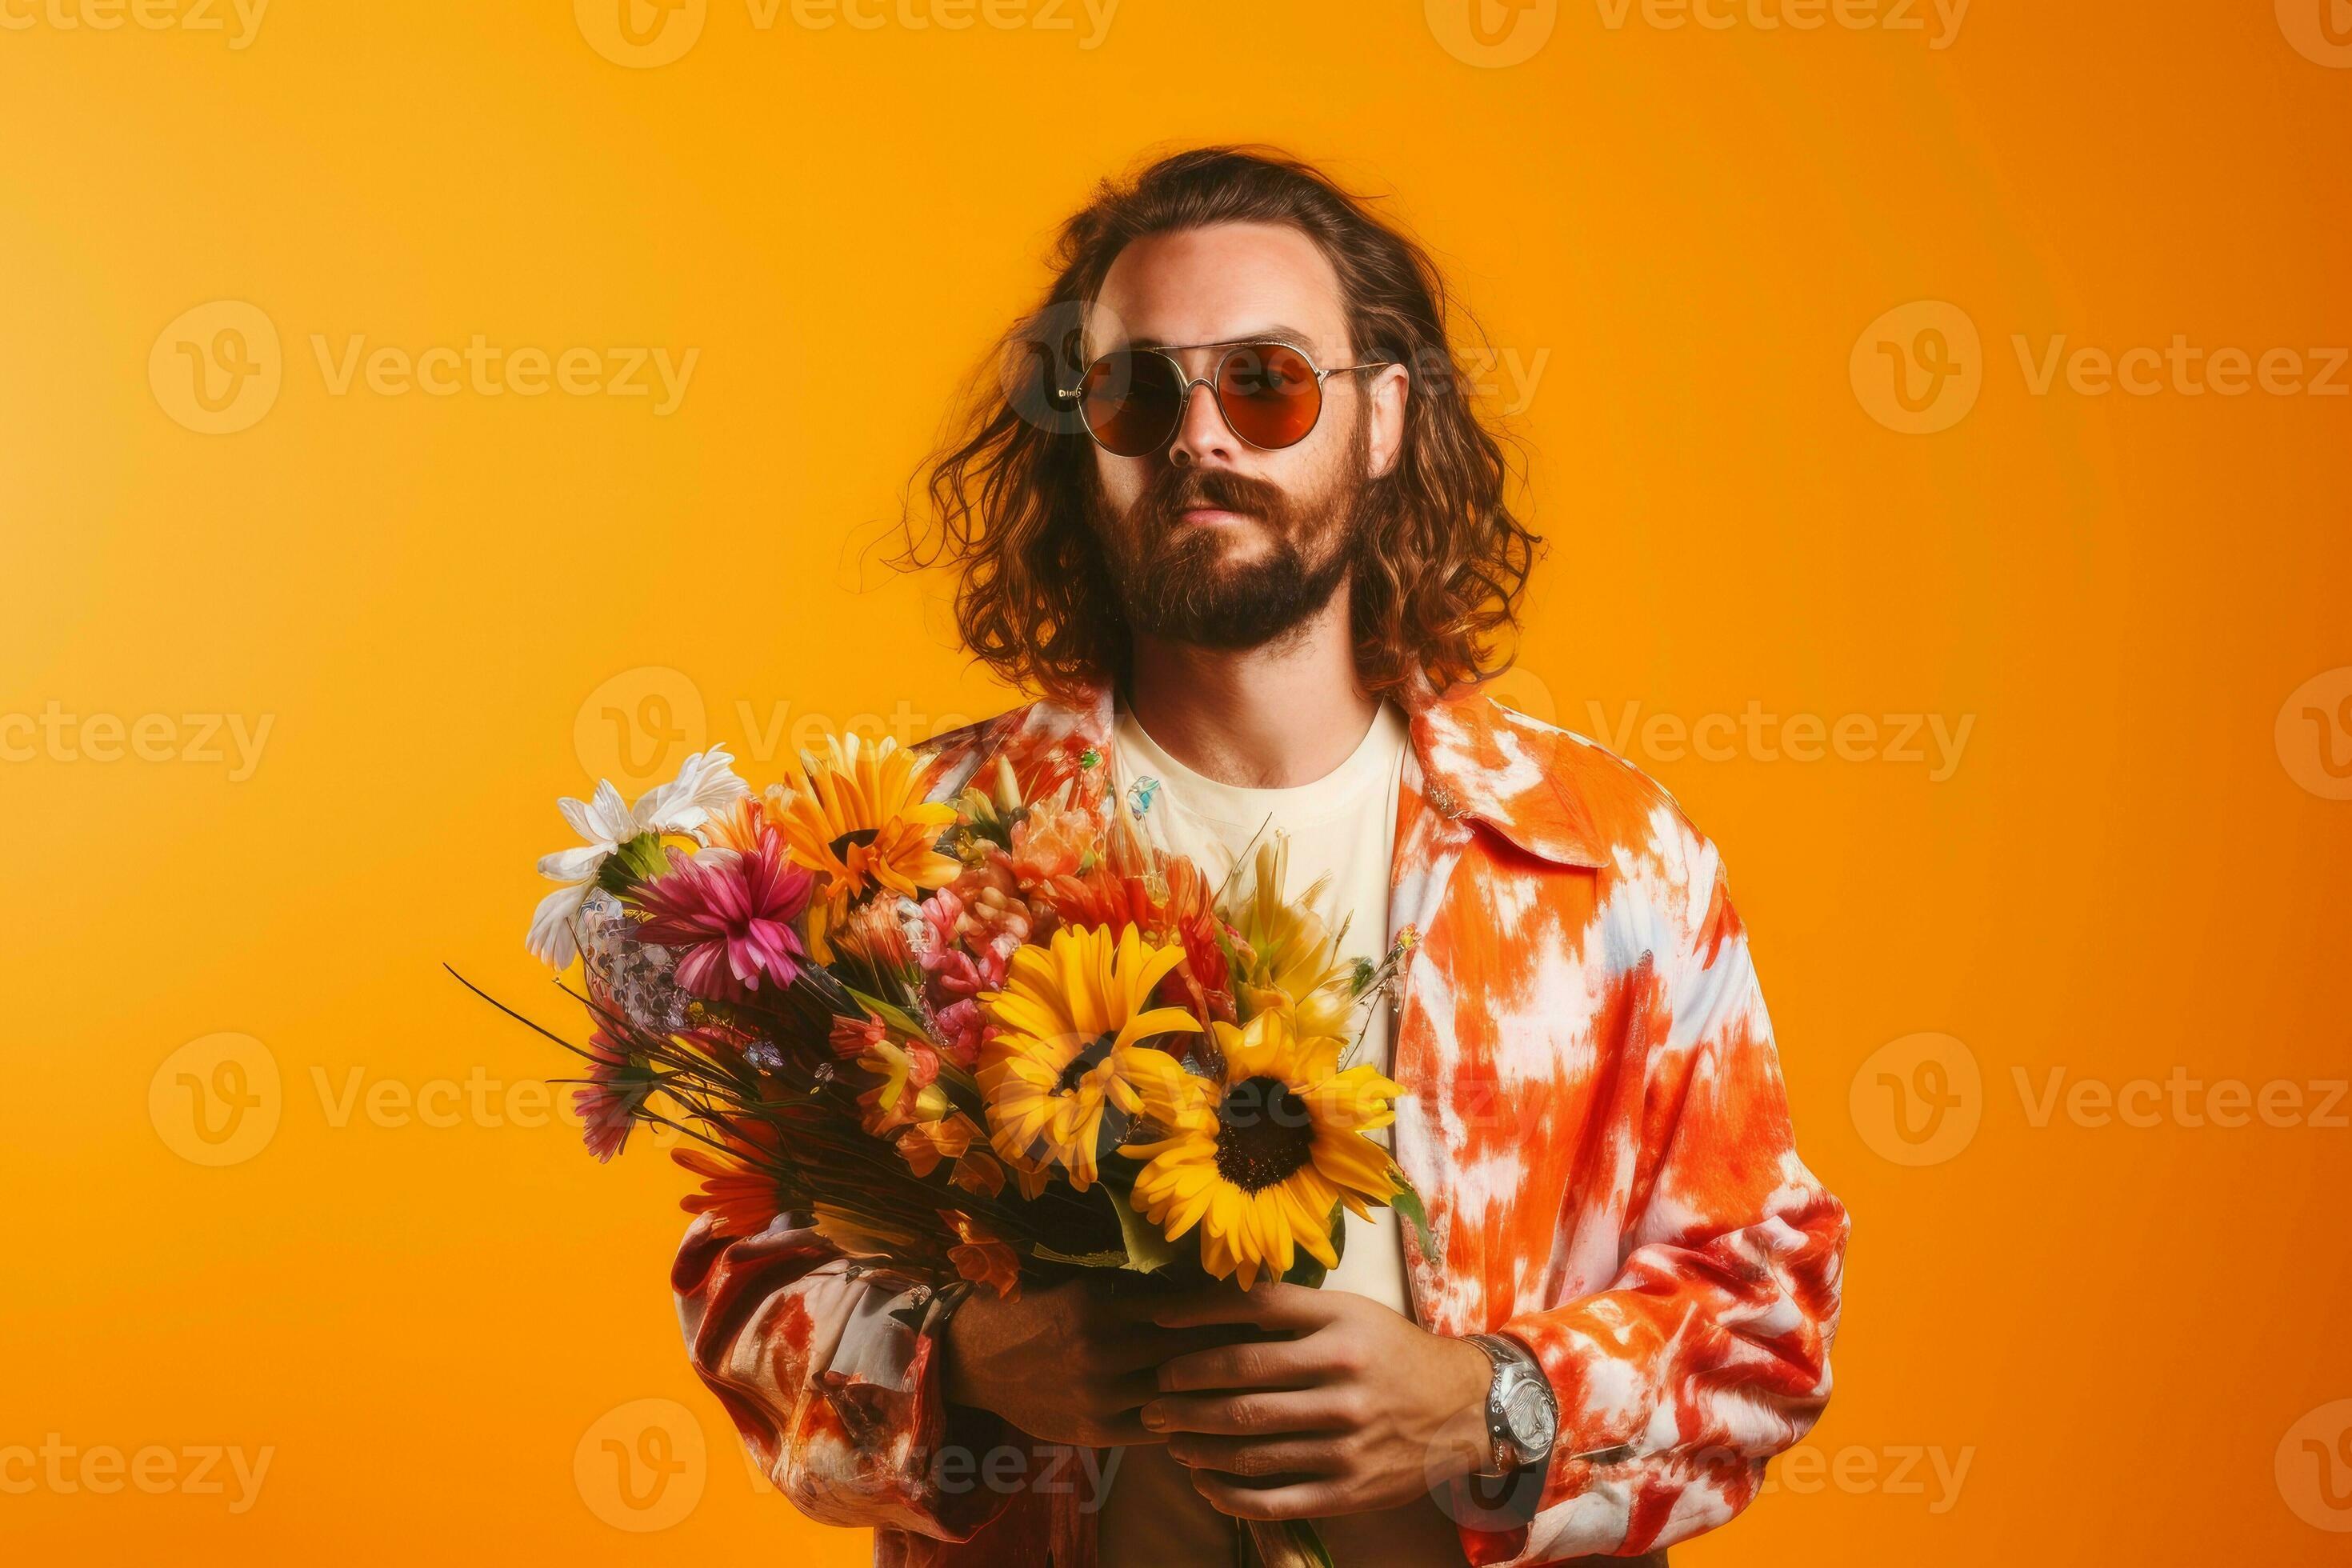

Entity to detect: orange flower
[766,734,959,915]
[894,1111,982,1177]
[698,793,770,855]
[675,1122,785,1239]
[894,1113,1009,1197]
[942,1211,1020,1300]
[830,1010,890,1059]
[949,1147,1006,1198]
[1009,797,1095,884]
[854,1037,948,1134]
[1038,850,1234,1030]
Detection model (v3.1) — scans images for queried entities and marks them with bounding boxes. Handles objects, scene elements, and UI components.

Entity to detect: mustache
[1138,466,1293,527]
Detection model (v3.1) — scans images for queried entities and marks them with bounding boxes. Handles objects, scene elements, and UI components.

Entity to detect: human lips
[1175,506,1253,527]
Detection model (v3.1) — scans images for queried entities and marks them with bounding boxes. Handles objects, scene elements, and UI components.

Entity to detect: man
[674,147,1847,1567]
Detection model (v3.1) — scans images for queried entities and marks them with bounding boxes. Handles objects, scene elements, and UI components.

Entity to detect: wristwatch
[1465,1333,1558,1478]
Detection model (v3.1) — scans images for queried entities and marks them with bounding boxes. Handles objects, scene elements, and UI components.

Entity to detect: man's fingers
[1155,1335,1324,1393]
[1148,1281,1334,1332]
[1098,1369,1162,1413]
[1086,1410,1166,1447]
[1090,1321,1258,1374]
[1188,1470,1348,1522]
[1142,1388,1355,1437]
[1166,1433,1346,1478]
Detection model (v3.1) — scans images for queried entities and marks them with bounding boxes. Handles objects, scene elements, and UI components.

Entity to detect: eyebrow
[1111,325,1325,356]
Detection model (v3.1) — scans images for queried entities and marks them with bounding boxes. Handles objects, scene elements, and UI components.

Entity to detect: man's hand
[1139,1282,1497,1522]
[942,1275,1230,1449]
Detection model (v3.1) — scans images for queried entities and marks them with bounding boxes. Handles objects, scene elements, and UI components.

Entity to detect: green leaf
[1388,1166,1440,1265]
[1109,1185,1182,1275]
[598,830,673,898]
[1030,1244,1130,1269]
[843,986,930,1041]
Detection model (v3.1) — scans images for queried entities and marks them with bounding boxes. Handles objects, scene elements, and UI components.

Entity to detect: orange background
[5,1,2350,1562]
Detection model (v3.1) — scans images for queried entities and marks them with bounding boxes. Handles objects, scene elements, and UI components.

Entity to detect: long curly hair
[901,146,1541,704]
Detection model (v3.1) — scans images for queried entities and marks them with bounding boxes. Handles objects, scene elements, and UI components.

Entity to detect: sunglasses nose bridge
[1165,366,1245,459]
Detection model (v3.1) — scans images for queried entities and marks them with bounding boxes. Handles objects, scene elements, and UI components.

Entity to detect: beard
[1085,417,1372,651]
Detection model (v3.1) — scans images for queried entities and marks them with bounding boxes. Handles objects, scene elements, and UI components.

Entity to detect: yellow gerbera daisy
[1228,839,1360,1042]
[766,733,959,925]
[1123,1010,1402,1290]
[978,924,1202,1191]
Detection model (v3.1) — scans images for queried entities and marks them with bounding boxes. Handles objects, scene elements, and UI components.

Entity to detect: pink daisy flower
[634,834,814,1002]
[574,1028,654,1163]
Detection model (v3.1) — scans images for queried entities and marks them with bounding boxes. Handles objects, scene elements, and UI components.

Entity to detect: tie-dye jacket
[673,675,1849,1566]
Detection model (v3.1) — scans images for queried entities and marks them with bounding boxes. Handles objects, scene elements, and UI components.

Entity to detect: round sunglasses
[1062,339,1394,457]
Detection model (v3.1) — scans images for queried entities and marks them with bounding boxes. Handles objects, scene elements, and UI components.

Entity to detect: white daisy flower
[526,745,749,968]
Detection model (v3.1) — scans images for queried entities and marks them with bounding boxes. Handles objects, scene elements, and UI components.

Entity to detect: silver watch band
[1466,1332,1556,1478]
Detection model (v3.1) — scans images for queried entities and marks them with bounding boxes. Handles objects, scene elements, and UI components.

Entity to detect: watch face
[1503,1379,1556,1451]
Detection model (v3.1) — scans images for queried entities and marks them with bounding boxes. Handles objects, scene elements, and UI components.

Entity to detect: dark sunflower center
[1054,1032,1118,1095]
[1214,1074,1314,1193]
[829,826,881,862]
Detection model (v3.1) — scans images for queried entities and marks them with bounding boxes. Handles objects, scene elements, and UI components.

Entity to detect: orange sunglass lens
[1079,350,1186,457]
[1214,343,1322,450]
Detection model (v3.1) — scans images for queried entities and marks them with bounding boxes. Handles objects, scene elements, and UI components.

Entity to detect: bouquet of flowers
[482,728,1430,1306]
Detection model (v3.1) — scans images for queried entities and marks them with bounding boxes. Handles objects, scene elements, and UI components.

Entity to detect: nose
[1164,375,1239,468]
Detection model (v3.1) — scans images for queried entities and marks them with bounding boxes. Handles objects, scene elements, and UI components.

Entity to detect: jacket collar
[1003,672,1606,871]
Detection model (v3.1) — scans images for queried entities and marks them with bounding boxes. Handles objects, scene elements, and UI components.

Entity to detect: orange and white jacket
[673,675,1850,1566]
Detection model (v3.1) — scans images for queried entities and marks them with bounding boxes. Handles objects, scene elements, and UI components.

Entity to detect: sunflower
[1124,1010,1402,1290]
[765,735,959,943]
[978,923,1202,1191]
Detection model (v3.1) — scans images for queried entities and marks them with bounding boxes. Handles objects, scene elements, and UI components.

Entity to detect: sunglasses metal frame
[1059,338,1396,455]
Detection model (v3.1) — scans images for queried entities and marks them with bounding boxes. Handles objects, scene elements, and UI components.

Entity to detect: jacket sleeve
[1462,844,1850,1566]
[673,1213,1017,1540]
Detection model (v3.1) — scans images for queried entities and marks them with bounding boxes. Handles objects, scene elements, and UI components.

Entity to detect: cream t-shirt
[1094,700,1466,1568]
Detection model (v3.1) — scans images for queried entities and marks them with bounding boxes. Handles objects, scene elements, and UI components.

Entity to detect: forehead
[1086,222,1349,357]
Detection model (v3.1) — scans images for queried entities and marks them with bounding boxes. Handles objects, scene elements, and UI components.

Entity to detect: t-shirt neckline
[1110,698,1410,831]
